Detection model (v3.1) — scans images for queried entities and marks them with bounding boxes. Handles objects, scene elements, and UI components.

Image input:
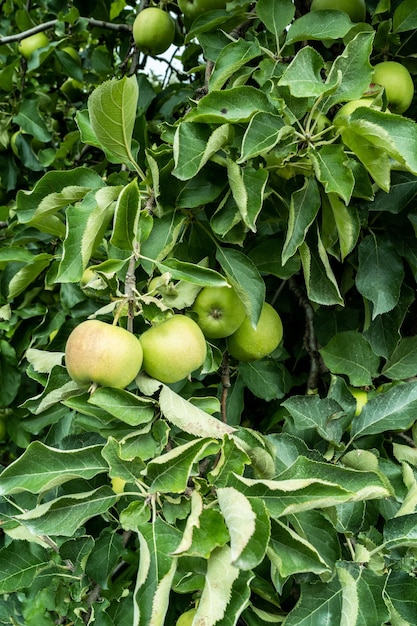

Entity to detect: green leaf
[239,111,293,162]
[193,545,247,623]
[173,122,231,181]
[382,336,417,380]
[150,258,229,288]
[384,512,417,550]
[299,230,344,306]
[209,38,262,91]
[282,395,346,444]
[0,543,51,594]
[0,441,108,495]
[218,488,270,570]
[0,340,21,406]
[285,10,357,45]
[16,167,105,224]
[85,529,123,589]
[327,192,360,260]
[385,570,417,625]
[8,252,53,299]
[145,438,220,493]
[13,99,52,142]
[319,331,380,386]
[282,177,321,264]
[216,247,265,327]
[310,145,355,205]
[134,518,181,626]
[159,385,235,438]
[279,46,339,98]
[228,456,390,518]
[88,387,155,426]
[184,86,276,124]
[15,487,117,537]
[257,0,295,38]
[350,382,417,440]
[393,0,417,33]
[356,234,404,318]
[336,562,389,626]
[238,360,291,401]
[268,518,330,578]
[227,160,268,232]
[57,186,119,282]
[248,238,301,279]
[323,32,375,110]
[172,491,229,558]
[88,75,138,166]
[110,178,141,250]
[348,109,417,177]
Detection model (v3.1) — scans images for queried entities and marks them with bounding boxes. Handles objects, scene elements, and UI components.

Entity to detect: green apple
[349,387,368,416]
[60,46,81,65]
[191,285,246,339]
[310,0,366,22]
[333,98,378,127]
[227,302,283,361]
[178,0,226,20]
[372,61,414,114]
[176,609,197,626]
[65,319,143,389]
[60,78,84,101]
[133,8,175,56]
[18,31,49,59]
[140,315,207,383]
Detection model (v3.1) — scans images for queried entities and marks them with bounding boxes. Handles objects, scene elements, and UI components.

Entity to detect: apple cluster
[64,284,283,390]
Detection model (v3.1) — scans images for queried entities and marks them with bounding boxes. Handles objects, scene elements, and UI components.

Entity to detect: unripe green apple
[65,320,143,389]
[178,0,226,20]
[310,0,366,22]
[176,608,197,626]
[140,315,207,383]
[191,285,246,338]
[333,98,377,127]
[227,302,283,361]
[133,8,175,56]
[372,61,414,114]
[18,31,49,59]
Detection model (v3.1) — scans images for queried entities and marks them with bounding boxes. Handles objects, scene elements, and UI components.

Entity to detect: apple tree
[1,0,417,624]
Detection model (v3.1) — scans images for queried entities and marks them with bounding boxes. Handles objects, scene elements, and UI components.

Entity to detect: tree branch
[289,277,323,393]
[0,18,131,44]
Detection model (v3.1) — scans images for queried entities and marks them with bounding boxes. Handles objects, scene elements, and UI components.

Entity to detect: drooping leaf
[216,247,265,327]
[282,177,321,264]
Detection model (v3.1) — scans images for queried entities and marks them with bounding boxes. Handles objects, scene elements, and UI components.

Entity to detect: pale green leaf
[88,75,138,166]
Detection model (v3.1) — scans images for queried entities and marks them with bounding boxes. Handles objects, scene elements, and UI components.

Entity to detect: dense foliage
[1,0,417,624]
